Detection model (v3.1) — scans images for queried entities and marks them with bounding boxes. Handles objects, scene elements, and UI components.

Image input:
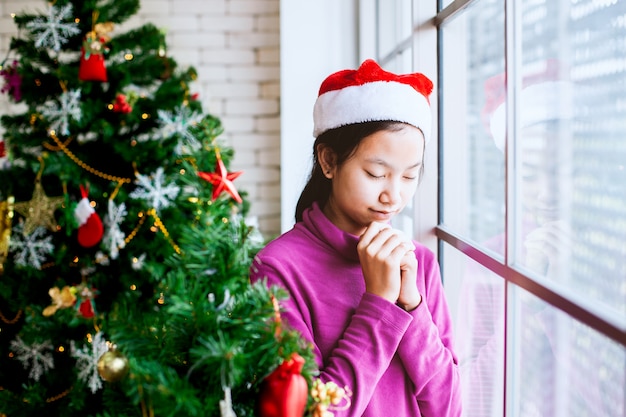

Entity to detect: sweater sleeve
[396,248,462,417]
[251,254,413,417]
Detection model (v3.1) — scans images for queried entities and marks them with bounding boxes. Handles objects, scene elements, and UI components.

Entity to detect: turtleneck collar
[301,202,361,262]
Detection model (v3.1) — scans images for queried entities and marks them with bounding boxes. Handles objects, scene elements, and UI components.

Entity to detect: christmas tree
[0,1,337,416]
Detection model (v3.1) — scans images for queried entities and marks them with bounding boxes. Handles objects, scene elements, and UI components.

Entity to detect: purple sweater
[250,203,462,417]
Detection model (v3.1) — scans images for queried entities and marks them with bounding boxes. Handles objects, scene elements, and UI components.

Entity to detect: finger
[400,251,418,271]
[358,222,391,247]
[387,240,413,262]
[402,239,416,252]
[365,229,404,259]
[382,228,415,251]
[372,228,413,253]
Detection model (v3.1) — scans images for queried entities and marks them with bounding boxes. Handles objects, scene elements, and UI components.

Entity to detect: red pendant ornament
[78,17,113,82]
[79,34,108,82]
[75,282,98,319]
[197,153,243,203]
[78,298,95,318]
[74,185,103,247]
[258,353,308,417]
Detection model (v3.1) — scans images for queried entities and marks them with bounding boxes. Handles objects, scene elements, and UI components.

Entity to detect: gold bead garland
[45,386,73,403]
[46,130,181,255]
[0,308,22,324]
[48,130,133,186]
[42,134,73,152]
[0,385,73,405]
[146,208,181,254]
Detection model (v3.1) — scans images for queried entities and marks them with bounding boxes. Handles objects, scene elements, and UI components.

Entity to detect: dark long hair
[295,121,423,222]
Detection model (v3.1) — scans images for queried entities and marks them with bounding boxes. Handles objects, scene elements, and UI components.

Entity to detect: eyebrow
[364,158,422,169]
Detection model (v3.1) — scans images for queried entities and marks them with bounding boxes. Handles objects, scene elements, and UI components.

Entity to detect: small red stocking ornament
[258,353,308,417]
[79,34,108,82]
[74,185,103,247]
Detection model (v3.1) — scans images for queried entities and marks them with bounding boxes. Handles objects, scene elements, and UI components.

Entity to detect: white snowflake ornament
[129,167,180,214]
[131,253,146,270]
[40,89,82,136]
[10,336,55,381]
[71,332,109,393]
[103,200,127,260]
[26,4,81,52]
[156,105,203,150]
[10,222,54,269]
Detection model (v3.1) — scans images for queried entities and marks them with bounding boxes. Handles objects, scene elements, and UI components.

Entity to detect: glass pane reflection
[512,0,626,319]
[441,0,506,257]
[510,287,625,417]
[444,244,505,417]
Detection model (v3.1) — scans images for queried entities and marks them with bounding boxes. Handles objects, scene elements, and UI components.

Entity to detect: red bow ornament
[258,353,308,417]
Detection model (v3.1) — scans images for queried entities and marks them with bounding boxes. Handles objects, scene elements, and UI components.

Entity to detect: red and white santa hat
[313,59,434,141]
[483,59,573,152]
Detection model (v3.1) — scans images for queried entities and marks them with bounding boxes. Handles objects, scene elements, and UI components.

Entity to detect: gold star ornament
[14,181,64,235]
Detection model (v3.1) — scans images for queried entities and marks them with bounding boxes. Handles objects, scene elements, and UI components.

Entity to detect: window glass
[443,244,505,417]
[387,49,417,233]
[512,0,626,319]
[441,0,455,11]
[377,0,413,58]
[509,286,626,417]
[438,0,626,416]
[441,0,506,257]
[364,0,626,415]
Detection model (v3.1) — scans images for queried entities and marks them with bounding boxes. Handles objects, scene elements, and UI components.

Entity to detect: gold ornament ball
[97,350,130,382]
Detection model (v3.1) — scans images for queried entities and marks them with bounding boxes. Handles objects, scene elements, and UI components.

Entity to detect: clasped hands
[357,222,422,312]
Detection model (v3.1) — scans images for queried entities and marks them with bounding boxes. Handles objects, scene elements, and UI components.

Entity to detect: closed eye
[366,171,384,179]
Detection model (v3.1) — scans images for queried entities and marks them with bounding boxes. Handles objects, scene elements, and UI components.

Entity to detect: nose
[379,178,402,206]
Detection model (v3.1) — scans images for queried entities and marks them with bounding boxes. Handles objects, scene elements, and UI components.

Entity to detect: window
[362,0,626,416]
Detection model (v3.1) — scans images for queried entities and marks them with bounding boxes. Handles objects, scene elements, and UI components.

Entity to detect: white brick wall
[0,0,282,237]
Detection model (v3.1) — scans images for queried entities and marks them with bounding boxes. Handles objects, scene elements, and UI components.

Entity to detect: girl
[250,59,461,417]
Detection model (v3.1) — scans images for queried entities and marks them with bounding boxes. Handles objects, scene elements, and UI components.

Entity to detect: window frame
[432,0,625,346]
[361,2,626,415]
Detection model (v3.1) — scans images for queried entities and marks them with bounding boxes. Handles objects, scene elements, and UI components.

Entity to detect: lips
[371,209,397,219]
[372,208,397,215]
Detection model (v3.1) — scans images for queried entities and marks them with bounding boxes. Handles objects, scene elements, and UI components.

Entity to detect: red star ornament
[197,155,243,203]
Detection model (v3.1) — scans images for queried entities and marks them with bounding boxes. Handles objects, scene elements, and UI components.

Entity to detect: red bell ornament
[258,353,308,417]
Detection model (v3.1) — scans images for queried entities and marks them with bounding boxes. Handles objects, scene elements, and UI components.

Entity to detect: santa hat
[313,59,434,141]
[489,81,573,152]
[484,59,573,152]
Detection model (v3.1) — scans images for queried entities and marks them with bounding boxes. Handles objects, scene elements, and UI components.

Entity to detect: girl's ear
[317,144,336,179]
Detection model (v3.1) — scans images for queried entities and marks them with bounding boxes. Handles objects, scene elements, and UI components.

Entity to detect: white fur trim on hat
[313,80,432,141]
[489,80,573,152]
[74,197,95,225]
